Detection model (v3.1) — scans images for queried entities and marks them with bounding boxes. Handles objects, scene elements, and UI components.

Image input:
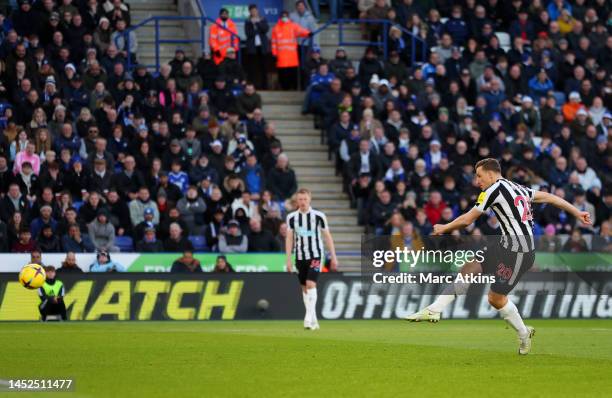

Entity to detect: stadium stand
[0,0,610,273]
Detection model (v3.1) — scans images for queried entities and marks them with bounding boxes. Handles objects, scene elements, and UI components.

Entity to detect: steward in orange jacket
[209,8,239,65]
[271,12,311,69]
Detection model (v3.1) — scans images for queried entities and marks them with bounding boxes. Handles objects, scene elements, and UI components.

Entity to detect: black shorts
[296,258,322,285]
[481,246,536,295]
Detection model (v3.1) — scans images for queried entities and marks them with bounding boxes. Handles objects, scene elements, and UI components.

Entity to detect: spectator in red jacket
[423,191,447,225]
[11,227,38,253]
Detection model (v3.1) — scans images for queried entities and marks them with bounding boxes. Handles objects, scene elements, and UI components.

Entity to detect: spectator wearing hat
[218,219,248,253]
[562,91,584,122]
[88,208,117,252]
[11,0,40,38]
[179,127,202,164]
[537,224,563,252]
[209,8,239,65]
[171,250,203,273]
[90,250,126,272]
[423,139,447,173]
[136,226,164,252]
[218,46,245,88]
[133,207,157,242]
[30,204,57,238]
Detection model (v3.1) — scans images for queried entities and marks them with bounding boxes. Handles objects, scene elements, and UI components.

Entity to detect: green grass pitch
[1,320,612,397]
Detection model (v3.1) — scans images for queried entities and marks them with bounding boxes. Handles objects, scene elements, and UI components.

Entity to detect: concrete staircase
[129,3,365,269]
[259,91,362,271]
[129,0,193,69]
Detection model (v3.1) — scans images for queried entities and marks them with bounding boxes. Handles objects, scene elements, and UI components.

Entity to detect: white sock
[302,291,310,325]
[307,288,318,324]
[498,300,528,338]
[427,295,455,313]
[427,280,471,313]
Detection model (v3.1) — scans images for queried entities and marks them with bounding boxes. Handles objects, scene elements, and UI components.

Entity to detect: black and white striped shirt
[474,178,535,252]
[287,207,329,260]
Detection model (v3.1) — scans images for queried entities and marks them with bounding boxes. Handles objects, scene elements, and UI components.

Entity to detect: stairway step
[292,167,336,175]
[324,209,359,217]
[264,103,308,113]
[272,120,316,129]
[130,4,178,11]
[327,214,361,223]
[299,175,342,183]
[277,130,320,137]
[290,159,334,168]
[311,201,352,210]
[280,136,326,146]
[260,91,305,102]
[266,112,311,120]
[284,151,329,160]
[282,144,327,152]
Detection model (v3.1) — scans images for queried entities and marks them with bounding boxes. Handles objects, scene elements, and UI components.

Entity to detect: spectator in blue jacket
[61,224,95,253]
[168,160,189,194]
[528,69,554,103]
[54,123,80,154]
[65,75,90,118]
[90,250,126,272]
[443,5,469,45]
[30,204,57,238]
[547,0,572,21]
[240,153,265,198]
[303,63,335,114]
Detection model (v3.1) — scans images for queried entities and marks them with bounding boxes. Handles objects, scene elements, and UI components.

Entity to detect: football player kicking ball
[406,158,591,355]
[286,189,338,330]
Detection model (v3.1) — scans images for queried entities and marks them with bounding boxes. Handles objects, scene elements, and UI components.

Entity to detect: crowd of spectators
[0,0,298,258]
[302,0,611,252]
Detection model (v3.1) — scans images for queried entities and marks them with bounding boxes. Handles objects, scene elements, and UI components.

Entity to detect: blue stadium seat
[115,236,134,252]
[551,91,566,108]
[72,201,84,211]
[188,235,208,252]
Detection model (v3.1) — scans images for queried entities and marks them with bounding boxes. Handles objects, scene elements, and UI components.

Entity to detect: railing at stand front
[121,16,241,72]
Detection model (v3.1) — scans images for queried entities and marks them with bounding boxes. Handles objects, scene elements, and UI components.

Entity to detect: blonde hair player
[286,188,338,330]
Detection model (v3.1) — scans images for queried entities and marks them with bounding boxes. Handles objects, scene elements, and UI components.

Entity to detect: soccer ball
[19,264,46,290]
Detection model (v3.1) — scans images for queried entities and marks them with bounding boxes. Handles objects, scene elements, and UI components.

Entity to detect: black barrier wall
[1,273,611,320]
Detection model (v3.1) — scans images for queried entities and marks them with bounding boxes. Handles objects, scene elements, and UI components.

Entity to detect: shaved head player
[286,189,338,330]
[406,158,591,354]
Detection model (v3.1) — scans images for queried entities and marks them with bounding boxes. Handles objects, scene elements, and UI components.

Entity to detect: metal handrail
[122,16,242,72]
[304,18,427,65]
